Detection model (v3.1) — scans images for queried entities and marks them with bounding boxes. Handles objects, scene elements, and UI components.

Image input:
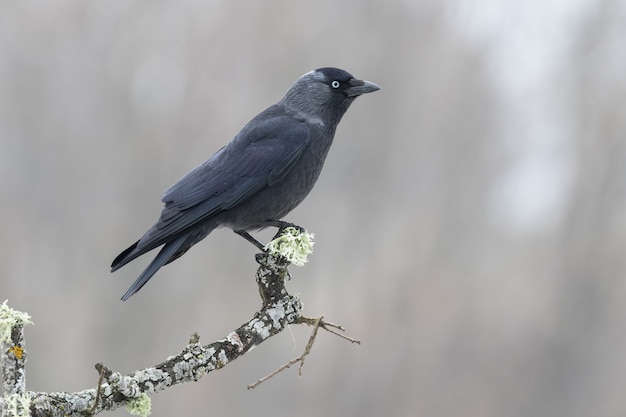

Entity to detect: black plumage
[112,67,379,300]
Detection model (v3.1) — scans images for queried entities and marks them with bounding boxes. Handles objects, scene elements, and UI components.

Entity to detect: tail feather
[111,241,140,272]
[120,234,188,301]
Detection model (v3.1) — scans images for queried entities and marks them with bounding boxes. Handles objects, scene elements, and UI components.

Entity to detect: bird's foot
[235,221,311,266]
[266,220,306,238]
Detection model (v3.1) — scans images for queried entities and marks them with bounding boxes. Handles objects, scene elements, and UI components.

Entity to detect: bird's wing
[137,115,311,251]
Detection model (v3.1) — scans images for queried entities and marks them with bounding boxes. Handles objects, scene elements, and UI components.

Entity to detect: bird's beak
[346,78,381,97]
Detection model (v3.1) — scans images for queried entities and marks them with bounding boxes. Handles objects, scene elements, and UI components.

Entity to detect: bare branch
[0,252,359,416]
[247,315,361,389]
[1,301,33,417]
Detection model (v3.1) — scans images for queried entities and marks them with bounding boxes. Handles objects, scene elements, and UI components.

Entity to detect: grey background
[2,1,626,416]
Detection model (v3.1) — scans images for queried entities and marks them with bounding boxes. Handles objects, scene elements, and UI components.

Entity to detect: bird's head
[311,67,380,98]
[281,67,380,125]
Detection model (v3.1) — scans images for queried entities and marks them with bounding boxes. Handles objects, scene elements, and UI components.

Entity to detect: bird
[111,67,380,300]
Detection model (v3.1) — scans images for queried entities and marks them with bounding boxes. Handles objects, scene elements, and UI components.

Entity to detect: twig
[89,363,107,414]
[247,315,360,389]
[246,356,302,389]
[298,316,361,344]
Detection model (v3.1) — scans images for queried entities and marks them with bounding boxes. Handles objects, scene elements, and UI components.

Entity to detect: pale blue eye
[331,81,340,88]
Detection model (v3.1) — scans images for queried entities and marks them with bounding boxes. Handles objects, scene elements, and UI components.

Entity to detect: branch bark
[0,251,348,417]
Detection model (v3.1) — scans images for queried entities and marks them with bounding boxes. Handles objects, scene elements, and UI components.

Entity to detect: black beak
[346,78,381,97]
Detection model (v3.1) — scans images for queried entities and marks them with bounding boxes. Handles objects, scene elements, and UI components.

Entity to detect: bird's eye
[331,80,340,89]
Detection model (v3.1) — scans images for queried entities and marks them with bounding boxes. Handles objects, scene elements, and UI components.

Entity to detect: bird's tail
[120,234,188,301]
[111,241,141,272]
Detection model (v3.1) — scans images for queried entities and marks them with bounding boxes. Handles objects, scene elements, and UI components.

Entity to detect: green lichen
[264,228,315,266]
[4,393,31,417]
[0,300,33,345]
[125,393,151,417]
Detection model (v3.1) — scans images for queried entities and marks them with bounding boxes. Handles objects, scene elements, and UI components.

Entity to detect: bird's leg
[234,230,266,251]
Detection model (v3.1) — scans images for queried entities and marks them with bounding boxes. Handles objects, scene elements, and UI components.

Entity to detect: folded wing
[111,115,310,270]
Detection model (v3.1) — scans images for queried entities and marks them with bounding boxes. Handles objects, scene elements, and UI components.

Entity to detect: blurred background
[1,0,626,416]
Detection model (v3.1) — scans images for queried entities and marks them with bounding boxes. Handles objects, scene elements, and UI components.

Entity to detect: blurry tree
[525,3,626,416]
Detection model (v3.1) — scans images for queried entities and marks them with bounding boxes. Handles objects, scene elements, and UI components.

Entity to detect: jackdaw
[112,67,380,300]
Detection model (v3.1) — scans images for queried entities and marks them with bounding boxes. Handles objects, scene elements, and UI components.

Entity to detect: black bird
[112,67,379,300]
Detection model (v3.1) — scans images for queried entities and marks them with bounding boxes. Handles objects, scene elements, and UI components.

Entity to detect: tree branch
[0,250,357,417]
[1,301,32,417]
